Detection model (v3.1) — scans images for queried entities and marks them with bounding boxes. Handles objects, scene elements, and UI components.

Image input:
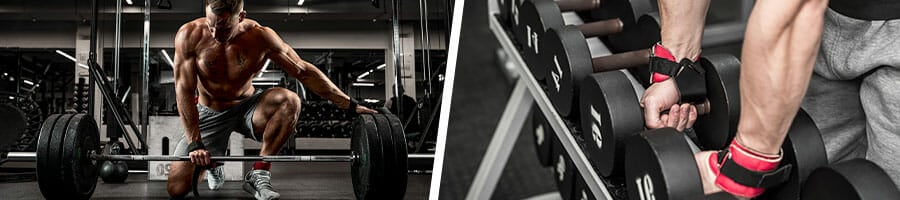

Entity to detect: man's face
[206,7,240,43]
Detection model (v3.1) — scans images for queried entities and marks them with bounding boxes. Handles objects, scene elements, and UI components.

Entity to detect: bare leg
[167,161,204,198]
[252,88,302,156]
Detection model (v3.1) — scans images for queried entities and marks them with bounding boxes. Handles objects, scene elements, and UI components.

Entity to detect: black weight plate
[694,54,741,150]
[352,114,385,200]
[595,0,658,53]
[801,159,900,200]
[39,114,76,199]
[36,114,62,198]
[579,71,643,177]
[553,137,576,200]
[543,26,593,117]
[625,128,703,200]
[0,103,27,149]
[385,114,409,199]
[624,13,661,86]
[62,114,100,199]
[532,105,555,167]
[372,114,398,198]
[572,172,597,200]
[760,109,828,199]
[515,0,565,81]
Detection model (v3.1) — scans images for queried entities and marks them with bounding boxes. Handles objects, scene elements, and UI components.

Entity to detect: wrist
[346,98,359,111]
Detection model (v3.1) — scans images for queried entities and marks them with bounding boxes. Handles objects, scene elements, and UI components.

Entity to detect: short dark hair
[207,0,243,15]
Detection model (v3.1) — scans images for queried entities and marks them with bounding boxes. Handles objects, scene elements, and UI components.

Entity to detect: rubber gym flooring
[0,162,431,199]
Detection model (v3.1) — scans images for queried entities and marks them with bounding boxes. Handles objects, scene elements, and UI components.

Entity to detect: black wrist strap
[186,141,205,153]
[347,98,359,113]
[716,149,793,188]
[649,56,708,104]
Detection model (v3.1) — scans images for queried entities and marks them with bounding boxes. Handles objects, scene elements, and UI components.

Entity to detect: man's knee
[268,88,302,114]
[167,162,193,198]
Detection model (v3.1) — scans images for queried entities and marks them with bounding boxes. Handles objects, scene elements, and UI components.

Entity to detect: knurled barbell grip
[89,154,354,162]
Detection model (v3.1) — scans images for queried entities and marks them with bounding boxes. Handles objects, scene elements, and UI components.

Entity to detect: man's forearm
[296,68,352,109]
[736,0,827,154]
[659,0,710,59]
[175,87,201,142]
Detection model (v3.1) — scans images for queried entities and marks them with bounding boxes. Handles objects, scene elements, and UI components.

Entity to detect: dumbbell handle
[592,48,651,72]
[557,0,601,12]
[658,100,711,116]
[578,18,623,38]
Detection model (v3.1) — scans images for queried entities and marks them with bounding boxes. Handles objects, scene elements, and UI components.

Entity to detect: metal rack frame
[463,4,615,200]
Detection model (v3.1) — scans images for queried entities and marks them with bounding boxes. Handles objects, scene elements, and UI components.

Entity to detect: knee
[167,180,190,198]
[166,163,192,198]
[269,88,302,114]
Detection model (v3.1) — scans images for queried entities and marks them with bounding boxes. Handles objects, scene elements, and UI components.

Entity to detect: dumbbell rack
[464,5,616,200]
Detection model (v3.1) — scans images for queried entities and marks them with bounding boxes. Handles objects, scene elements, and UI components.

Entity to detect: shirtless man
[168,0,377,199]
[639,0,829,198]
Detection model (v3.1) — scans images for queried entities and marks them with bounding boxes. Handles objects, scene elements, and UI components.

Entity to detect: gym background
[0,0,449,199]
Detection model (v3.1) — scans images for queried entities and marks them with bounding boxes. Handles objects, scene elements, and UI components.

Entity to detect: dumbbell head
[578,70,644,177]
[553,135,577,200]
[624,110,828,200]
[758,109,827,199]
[532,105,555,167]
[801,159,900,200]
[595,1,658,52]
[693,54,741,150]
[514,0,567,81]
[624,128,704,200]
[541,22,645,116]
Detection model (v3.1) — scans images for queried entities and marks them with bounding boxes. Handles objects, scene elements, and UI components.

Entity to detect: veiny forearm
[736,0,827,154]
[659,0,710,60]
[175,85,201,142]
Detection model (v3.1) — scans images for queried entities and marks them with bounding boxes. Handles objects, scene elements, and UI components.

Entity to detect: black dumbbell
[578,54,742,178]
[538,20,633,117]
[531,105,555,167]
[623,109,827,199]
[512,0,602,81]
[552,133,577,200]
[800,159,900,200]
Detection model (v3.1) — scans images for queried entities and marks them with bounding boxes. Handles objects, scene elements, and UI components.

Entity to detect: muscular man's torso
[182,18,271,111]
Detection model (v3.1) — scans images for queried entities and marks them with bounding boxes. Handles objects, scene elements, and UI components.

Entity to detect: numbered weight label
[556,155,566,181]
[634,174,655,200]
[589,105,603,150]
[551,55,563,92]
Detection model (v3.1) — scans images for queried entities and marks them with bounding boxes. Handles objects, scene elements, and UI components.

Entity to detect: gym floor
[0,162,431,199]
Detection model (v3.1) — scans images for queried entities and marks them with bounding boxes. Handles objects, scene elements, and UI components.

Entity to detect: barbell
[24,112,417,200]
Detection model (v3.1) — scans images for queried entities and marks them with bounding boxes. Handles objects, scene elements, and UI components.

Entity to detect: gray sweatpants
[800,8,900,188]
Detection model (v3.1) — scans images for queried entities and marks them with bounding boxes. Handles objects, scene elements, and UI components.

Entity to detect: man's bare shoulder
[177,18,207,35]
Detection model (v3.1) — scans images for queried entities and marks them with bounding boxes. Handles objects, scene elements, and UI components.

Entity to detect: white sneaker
[243,169,280,200]
[206,165,225,191]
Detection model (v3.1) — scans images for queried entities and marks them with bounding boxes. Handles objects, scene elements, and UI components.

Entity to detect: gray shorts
[173,89,265,157]
[800,8,900,189]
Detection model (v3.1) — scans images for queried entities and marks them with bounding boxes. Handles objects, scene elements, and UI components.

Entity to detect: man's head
[205,0,246,43]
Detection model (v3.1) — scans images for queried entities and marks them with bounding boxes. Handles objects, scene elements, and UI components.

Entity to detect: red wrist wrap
[710,140,783,198]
